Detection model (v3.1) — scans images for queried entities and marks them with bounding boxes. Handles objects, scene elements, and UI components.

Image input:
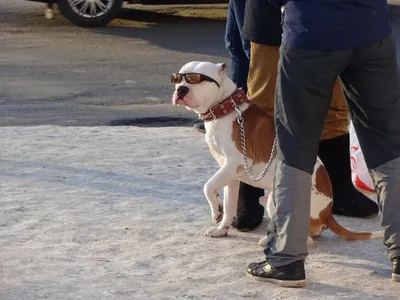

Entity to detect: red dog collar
[199,89,248,122]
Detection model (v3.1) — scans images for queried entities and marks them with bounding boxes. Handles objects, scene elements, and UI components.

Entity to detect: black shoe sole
[393,273,400,282]
[246,272,306,288]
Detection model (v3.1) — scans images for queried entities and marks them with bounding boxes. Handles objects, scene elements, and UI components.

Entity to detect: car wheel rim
[68,0,114,18]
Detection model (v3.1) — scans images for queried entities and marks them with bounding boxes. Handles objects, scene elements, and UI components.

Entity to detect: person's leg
[318,81,379,218]
[320,81,349,140]
[231,0,250,60]
[224,0,263,231]
[231,42,279,231]
[247,45,351,286]
[340,35,400,280]
[225,0,250,92]
[231,42,278,232]
[247,42,279,118]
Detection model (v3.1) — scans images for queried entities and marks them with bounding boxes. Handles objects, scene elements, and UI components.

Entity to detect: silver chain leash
[234,104,277,181]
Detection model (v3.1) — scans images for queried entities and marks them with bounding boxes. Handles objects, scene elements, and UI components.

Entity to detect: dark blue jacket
[242,0,283,46]
[269,0,392,50]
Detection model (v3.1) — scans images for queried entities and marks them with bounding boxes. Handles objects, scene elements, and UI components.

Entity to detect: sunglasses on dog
[170,73,220,88]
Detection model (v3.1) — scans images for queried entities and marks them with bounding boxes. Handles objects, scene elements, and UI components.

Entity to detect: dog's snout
[177,86,189,99]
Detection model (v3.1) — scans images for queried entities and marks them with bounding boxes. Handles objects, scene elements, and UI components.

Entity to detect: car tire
[57,0,123,27]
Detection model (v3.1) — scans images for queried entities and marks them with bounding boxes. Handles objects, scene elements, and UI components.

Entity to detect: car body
[27,0,228,27]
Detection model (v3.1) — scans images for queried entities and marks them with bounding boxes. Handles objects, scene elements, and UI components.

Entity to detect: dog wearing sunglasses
[171,61,382,245]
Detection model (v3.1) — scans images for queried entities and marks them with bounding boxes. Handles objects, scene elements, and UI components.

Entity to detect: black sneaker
[246,260,306,288]
[393,257,400,282]
[193,122,206,134]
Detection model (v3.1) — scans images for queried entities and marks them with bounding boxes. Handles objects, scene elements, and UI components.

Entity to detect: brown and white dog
[171,61,383,245]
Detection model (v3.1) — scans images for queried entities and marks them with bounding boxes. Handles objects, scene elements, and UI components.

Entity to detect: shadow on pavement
[108,116,197,127]
[90,7,228,57]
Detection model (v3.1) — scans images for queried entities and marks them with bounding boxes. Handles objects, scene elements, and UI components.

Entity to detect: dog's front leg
[205,179,240,237]
[203,163,239,236]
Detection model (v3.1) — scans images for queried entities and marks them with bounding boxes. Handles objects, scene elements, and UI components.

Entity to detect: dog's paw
[258,235,268,247]
[204,226,229,237]
[307,236,313,246]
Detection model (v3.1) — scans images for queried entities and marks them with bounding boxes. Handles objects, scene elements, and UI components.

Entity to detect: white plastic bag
[349,122,377,200]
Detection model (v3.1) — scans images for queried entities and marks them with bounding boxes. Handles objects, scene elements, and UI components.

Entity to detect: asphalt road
[2,1,400,127]
[0,1,229,126]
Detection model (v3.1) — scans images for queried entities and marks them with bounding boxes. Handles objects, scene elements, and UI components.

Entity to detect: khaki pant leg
[320,80,350,141]
[247,42,279,118]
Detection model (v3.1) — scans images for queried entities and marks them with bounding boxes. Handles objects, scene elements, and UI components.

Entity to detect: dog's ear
[217,63,227,73]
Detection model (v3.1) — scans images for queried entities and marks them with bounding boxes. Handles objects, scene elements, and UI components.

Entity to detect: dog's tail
[326,214,383,240]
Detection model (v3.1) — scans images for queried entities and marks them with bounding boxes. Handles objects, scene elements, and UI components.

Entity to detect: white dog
[171,61,382,245]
